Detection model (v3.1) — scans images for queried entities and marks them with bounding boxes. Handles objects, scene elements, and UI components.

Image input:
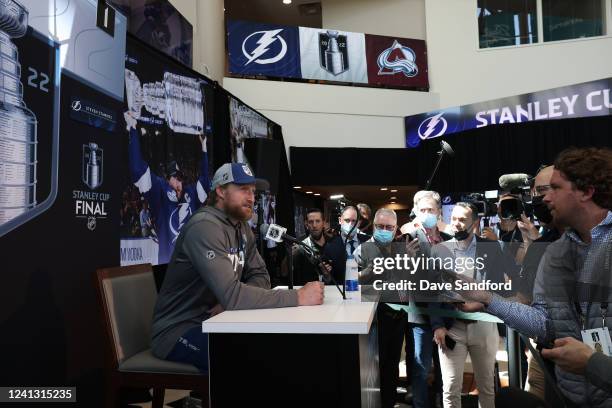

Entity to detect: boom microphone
[499,173,531,190]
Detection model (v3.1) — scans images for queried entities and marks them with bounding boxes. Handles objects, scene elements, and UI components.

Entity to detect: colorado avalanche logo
[169,203,192,243]
[377,40,418,78]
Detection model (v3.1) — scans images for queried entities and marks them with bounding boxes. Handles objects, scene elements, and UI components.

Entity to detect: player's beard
[225,200,253,222]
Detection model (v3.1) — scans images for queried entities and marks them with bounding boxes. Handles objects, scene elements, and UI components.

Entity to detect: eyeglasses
[534,185,551,195]
[374,224,396,231]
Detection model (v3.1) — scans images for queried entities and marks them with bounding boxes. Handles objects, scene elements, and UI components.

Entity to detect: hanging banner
[365,34,428,88]
[227,20,302,79]
[120,37,213,266]
[299,27,368,84]
[405,77,612,148]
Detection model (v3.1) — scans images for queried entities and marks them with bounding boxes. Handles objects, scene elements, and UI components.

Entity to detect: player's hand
[434,327,449,350]
[481,227,498,240]
[297,281,325,306]
[321,261,332,274]
[406,238,420,257]
[124,111,137,131]
[208,303,224,317]
[541,337,594,374]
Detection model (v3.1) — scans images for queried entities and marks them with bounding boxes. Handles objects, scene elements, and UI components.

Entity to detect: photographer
[283,208,338,285]
[481,193,532,265]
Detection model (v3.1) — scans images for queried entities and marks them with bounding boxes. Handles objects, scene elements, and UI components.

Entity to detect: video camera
[497,173,534,220]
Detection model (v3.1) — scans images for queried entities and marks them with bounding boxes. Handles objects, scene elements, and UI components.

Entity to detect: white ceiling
[224,0,322,28]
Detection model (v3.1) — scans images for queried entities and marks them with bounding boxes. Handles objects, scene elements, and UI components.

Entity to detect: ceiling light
[283,0,292,4]
[390,196,397,200]
[391,189,398,193]
[390,201,396,204]
[306,191,313,194]
[330,194,344,200]
[314,193,320,196]
[293,186,301,189]
[380,187,388,191]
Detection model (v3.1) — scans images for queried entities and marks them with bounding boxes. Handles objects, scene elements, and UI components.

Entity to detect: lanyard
[575,301,608,330]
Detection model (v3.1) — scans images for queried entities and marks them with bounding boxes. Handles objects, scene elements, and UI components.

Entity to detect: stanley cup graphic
[83,143,103,190]
[323,30,345,75]
[0,0,38,228]
[124,69,204,135]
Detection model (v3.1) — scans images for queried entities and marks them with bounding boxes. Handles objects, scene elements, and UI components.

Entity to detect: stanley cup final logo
[124,69,204,135]
[83,143,103,190]
[319,30,349,75]
[0,1,37,232]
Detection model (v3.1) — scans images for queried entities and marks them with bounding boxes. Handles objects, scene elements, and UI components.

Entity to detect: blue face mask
[373,228,394,244]
[418,213,438,229]
[341,222,357,237]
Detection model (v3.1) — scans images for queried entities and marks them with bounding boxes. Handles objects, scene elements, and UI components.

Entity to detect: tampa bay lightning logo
[377,40,418,77]
[242,29,287,66]
[417,113,448,140]
[169,203,192,243]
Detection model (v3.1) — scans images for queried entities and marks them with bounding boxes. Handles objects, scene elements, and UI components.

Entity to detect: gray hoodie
[151,205,298,358]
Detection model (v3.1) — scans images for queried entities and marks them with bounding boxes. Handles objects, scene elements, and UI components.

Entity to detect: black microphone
[499,173,531,190]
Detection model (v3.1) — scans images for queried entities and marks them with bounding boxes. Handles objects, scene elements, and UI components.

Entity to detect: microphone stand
[256,192,265,255]
[286,241,294,290]
[425,140,454,190]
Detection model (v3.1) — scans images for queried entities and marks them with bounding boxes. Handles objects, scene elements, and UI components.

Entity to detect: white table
[202,286,380,408]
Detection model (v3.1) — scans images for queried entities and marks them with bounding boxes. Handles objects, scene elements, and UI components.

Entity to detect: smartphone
[445,335,457,350]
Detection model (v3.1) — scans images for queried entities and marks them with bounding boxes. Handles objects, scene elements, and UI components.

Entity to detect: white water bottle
[345,254,360,301]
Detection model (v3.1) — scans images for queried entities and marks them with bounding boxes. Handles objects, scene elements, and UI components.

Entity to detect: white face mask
[341,222,357,237]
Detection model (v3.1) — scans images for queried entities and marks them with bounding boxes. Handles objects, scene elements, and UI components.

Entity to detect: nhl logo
[206,250,215,260]
[87,216,97,231]
[319,31,349,75]
[82,143,103,190]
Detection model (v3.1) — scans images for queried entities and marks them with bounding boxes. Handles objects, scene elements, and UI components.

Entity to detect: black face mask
[532,195,553,225]
[454,221,474,241]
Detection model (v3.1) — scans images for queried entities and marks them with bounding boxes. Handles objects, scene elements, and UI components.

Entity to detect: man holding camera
[286,207,341,285]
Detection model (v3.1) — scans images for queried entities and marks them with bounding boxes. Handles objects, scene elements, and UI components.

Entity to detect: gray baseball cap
[211,163,269,191]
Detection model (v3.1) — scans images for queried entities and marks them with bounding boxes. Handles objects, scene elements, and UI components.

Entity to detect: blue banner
[405,78,612,148]
[227,20,301,79]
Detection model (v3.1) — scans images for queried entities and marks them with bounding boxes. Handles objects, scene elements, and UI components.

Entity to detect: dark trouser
[165,326,209,373]
[378,304,408,408]
[495,387,549,408]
